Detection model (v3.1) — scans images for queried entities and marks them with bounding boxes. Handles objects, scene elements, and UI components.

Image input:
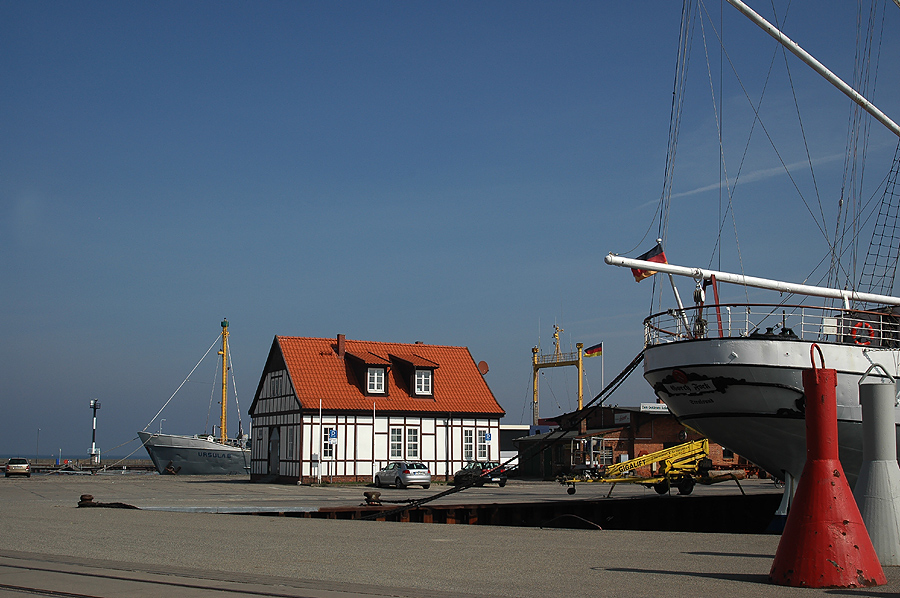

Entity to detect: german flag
[584,343,602,357]
[631,243,667,282]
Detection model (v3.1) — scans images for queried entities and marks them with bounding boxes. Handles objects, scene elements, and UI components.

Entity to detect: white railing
[643,303,900,349]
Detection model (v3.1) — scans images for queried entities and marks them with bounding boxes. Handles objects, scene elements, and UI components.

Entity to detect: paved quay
[1,473,897,597]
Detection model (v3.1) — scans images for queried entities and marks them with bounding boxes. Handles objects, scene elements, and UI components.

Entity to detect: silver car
[374,461,431,489]
[5,457,31,478]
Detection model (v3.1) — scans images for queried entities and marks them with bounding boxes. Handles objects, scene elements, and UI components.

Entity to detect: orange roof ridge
[269,335,505,416]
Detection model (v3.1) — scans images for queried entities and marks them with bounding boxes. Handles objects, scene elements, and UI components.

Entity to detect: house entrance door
[268,427,280,476]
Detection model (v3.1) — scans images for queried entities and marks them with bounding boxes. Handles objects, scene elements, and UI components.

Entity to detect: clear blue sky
[3,2,898,458]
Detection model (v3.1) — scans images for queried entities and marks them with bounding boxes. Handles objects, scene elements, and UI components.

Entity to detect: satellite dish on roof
[478,361,489,375]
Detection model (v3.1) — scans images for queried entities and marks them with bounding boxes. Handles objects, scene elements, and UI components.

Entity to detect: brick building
[515,403,754,479]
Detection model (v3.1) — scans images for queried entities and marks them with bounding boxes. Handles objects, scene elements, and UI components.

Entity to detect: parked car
[5,457,31,478]
[374,461,431,489]
[453,461,507,487]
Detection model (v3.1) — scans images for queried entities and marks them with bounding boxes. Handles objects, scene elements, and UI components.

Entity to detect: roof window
[414,369,432,396]
[367,367,386,394]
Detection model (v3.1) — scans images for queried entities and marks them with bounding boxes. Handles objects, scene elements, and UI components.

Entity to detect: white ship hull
[643,337,900,486]
[138,431,250,475]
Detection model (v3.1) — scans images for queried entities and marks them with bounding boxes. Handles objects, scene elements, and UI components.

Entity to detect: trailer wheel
[677,477,695,495]
[653,480,669,495]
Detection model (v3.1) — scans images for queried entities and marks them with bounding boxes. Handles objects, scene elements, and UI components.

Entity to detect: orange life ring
[851,320,874,345]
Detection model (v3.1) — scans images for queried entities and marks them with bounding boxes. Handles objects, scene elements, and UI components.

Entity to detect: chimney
[336,334,345,357]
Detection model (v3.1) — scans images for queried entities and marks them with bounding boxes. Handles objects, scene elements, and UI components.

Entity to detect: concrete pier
[1,474,897,597]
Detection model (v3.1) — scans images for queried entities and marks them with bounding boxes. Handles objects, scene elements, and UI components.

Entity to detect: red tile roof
[274,336,505,416]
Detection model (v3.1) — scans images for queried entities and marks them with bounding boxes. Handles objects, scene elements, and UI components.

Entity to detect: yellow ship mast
[218,319,229,444]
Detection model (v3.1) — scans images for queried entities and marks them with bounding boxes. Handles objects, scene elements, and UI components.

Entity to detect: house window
[463,429,474,461]
[722,447,734,460]
[407,428,419,459]
[323,427,334,459]
[286,426,295,460]
[390,427,403,459]
[414,370,432,395]
[367,367,385,393]
[270,373,283,397]
[477,429,488,459]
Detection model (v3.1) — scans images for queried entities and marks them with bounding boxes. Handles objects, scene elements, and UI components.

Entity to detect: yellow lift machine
[558,439,745,497]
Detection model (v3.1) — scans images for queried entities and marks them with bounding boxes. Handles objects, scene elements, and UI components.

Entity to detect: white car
[374,462,431,489]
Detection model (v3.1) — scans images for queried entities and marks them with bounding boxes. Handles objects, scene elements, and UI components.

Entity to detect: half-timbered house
[248,334,506,483]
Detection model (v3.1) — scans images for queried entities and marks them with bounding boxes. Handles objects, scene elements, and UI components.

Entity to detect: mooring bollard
[768,344,885,588]
[854,364,900,566]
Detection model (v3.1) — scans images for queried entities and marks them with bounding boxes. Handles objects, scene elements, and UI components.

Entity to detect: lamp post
[89,399,101,465]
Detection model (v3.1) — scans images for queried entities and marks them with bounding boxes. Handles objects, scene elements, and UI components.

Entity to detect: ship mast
[218,319,229,444]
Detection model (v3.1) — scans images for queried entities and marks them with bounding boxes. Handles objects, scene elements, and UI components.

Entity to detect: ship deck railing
[643,302,900,349]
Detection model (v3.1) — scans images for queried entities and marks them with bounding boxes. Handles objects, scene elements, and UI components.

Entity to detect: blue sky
[3,2,899,458]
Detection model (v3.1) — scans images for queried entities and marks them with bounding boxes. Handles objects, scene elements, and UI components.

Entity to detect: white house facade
[249,334,505,484]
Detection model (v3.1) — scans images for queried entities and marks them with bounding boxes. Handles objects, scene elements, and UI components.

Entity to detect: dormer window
[367,367,385,394]
[415,369,432,395]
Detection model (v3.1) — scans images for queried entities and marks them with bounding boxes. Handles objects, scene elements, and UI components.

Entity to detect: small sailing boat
[138,319,250,475]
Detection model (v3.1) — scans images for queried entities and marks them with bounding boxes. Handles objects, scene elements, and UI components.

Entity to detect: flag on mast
[584,342,602,357]
[631,242,667,282]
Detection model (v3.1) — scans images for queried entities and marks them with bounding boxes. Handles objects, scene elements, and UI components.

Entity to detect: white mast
[726,0,900,139]
[604,254,900,309]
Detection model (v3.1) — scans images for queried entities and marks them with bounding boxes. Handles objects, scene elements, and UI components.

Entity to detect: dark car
[452,461,507,487]
[5,457,31,478]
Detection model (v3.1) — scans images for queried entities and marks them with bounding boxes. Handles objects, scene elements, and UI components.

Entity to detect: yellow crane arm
[604,439,709,477]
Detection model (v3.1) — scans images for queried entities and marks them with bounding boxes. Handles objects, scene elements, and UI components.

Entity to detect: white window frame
[414,370,432,395]
[407,428,419,459]
[367,367,385,394]
[463,429,474,461]
[390,427,403,459]
[477,429,488,459]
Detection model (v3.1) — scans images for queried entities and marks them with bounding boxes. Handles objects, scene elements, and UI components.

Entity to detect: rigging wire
[141,334,221,432]
[771,1,829,265]
[697,2,833,253]
[205,355,217,434]
[540,371,565,412]
[860,141,900,301]
[645,0,697,317]
[519,373,533,424]
[228,341,245,437]
[829,0,885,299]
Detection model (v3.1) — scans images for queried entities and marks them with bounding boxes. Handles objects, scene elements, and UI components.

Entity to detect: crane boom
[605,439,709,477]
